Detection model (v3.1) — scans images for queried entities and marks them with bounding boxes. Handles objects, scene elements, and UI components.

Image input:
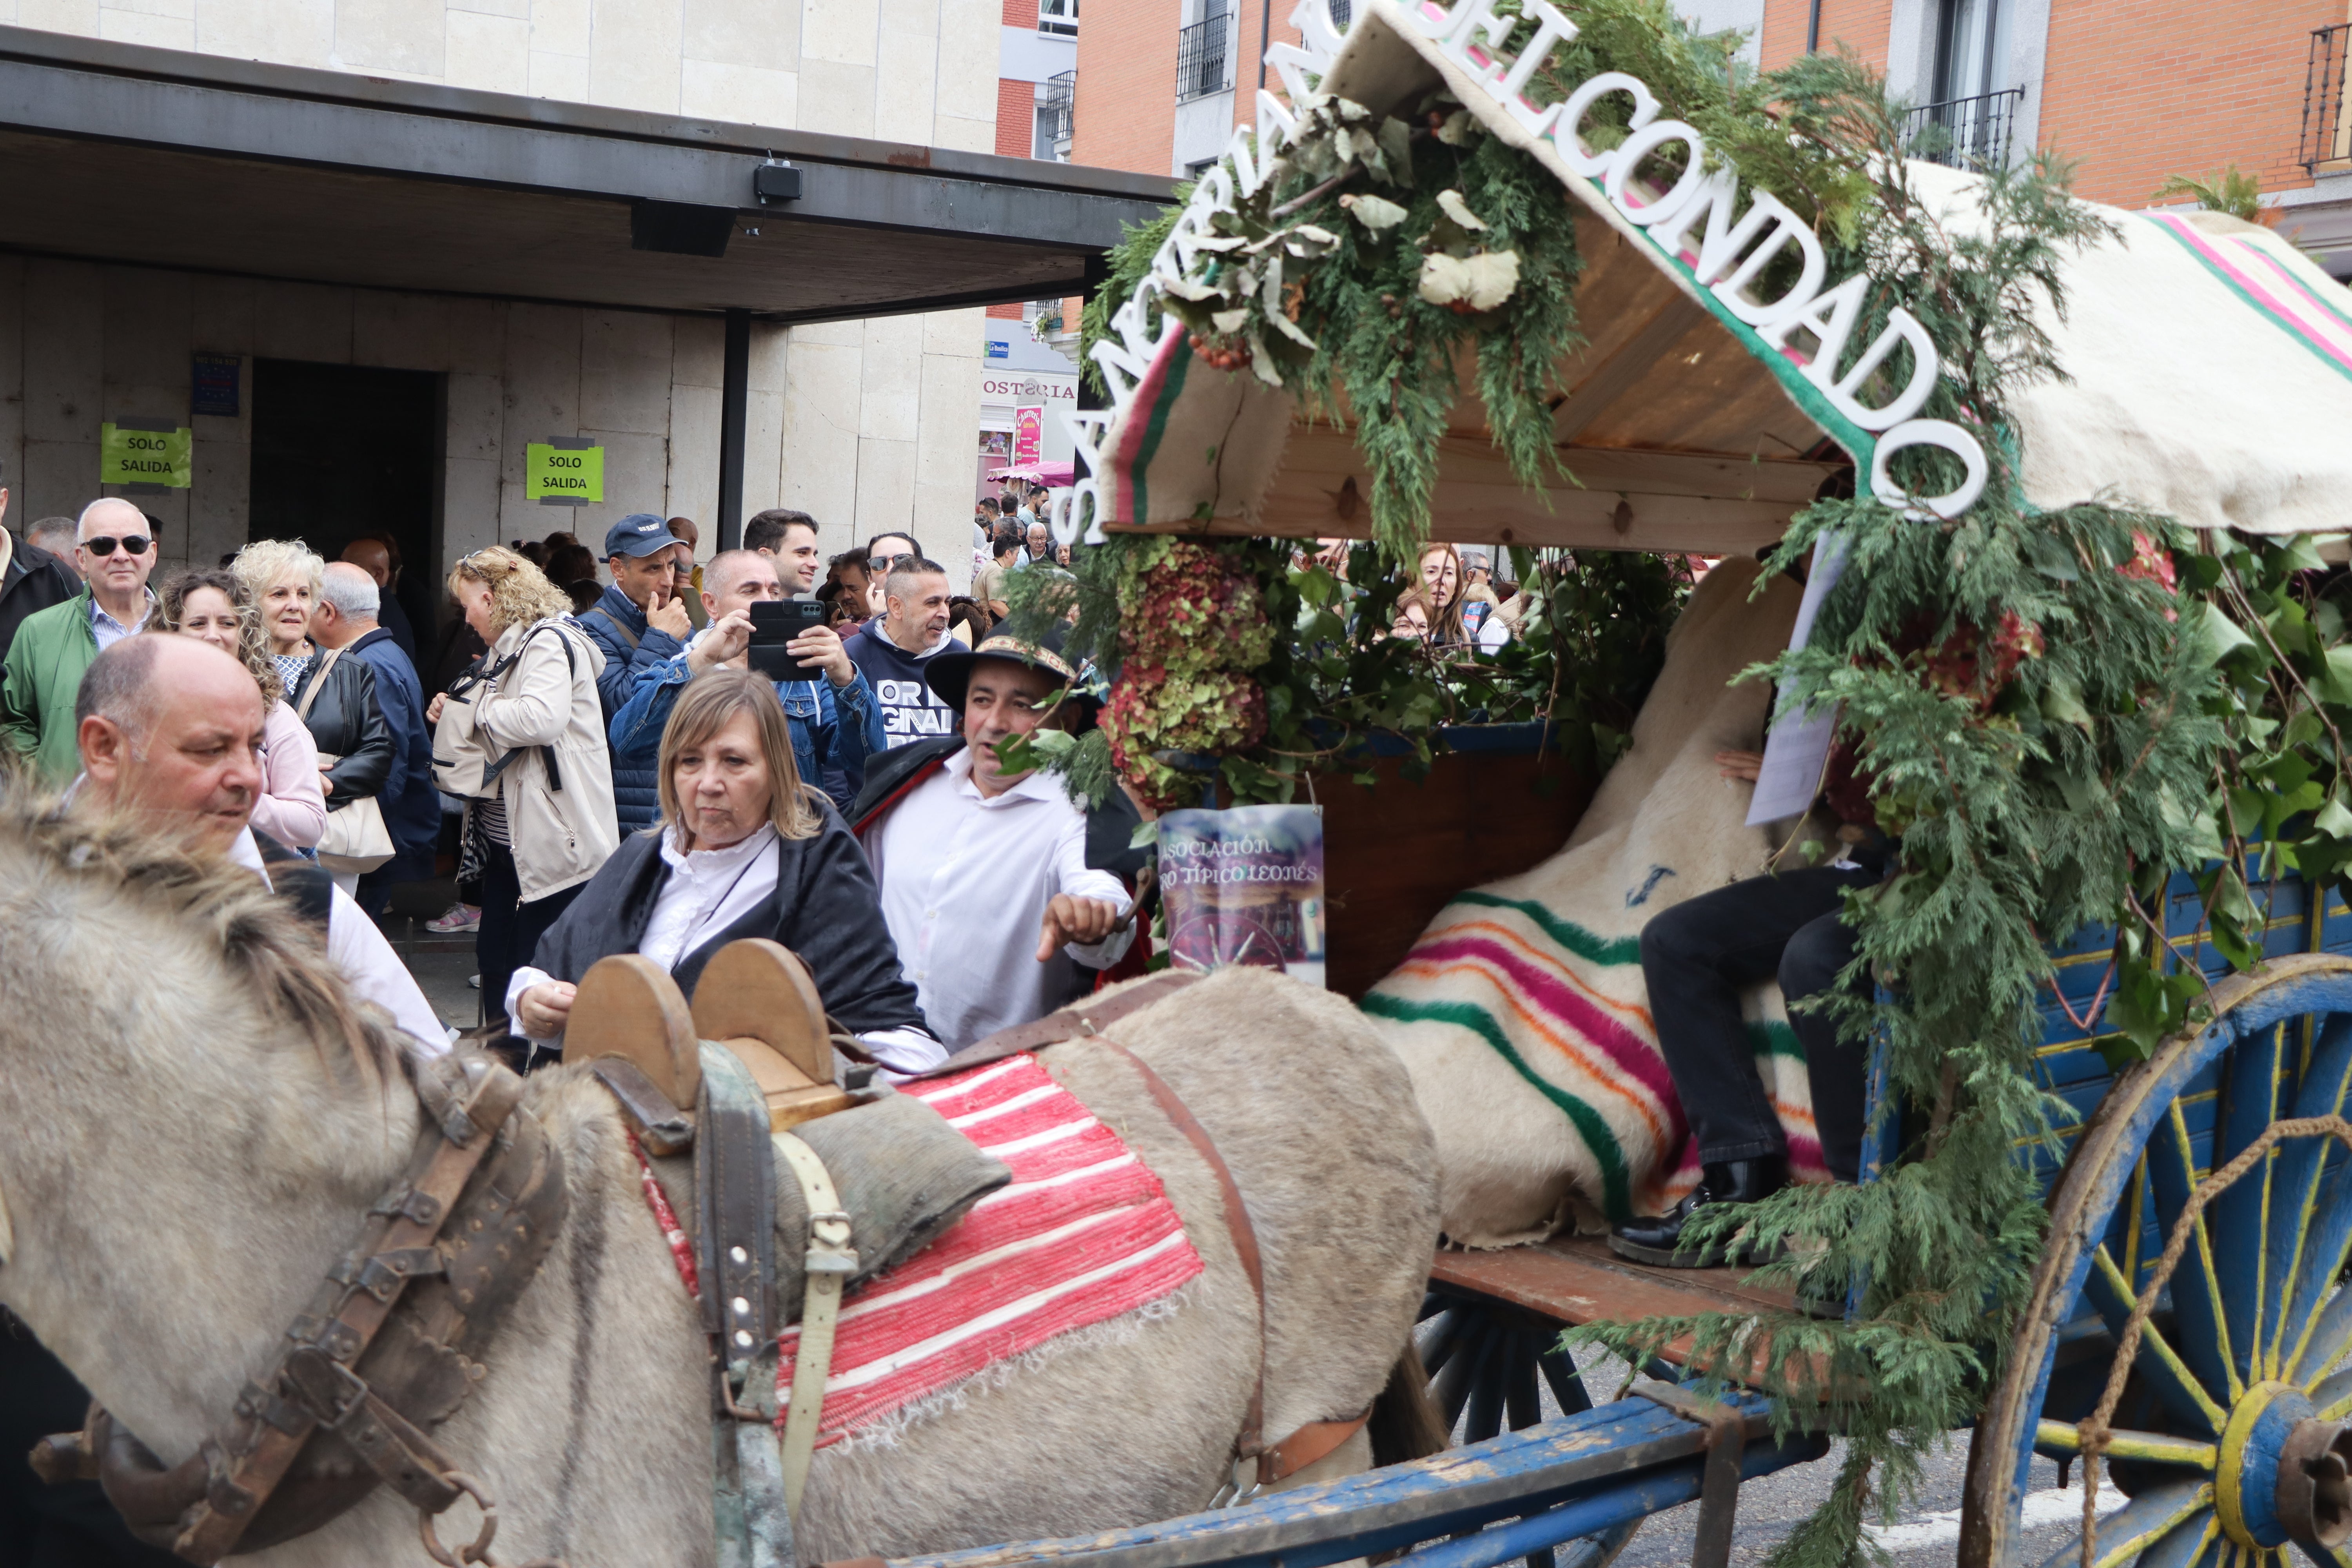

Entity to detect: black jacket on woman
[528,806,929,1036]
[288,648,394,808]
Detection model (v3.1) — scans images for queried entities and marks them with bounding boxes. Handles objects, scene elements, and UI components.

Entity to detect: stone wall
[0,257,984,583]
[0,0,998,583]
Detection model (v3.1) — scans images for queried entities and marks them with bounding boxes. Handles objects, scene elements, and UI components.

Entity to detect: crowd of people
[0,475,1158,1565]
[0,479,1143,1071]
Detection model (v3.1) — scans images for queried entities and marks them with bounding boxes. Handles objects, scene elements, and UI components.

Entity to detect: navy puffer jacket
[573,583,684,833]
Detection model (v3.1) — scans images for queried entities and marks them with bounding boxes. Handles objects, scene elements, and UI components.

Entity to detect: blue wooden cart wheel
[1960,953,2352,1568]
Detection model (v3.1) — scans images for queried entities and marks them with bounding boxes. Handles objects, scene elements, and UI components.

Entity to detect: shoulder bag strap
[585,606,640,653]
[292,646,342,724]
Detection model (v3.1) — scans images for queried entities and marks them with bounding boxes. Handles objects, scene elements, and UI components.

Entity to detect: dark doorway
[249,359,443,641]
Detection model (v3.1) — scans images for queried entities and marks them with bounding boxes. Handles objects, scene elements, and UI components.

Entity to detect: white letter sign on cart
[1056,0,1992,542]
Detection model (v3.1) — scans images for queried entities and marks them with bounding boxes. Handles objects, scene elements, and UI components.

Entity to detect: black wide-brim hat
[924,630,1101,730]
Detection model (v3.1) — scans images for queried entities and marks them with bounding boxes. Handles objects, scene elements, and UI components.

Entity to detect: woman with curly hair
[233,538,394,891]
[152,567,328,850]
[426,545,616,1040]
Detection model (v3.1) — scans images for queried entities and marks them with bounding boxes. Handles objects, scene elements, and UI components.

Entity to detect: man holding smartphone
[607,548,886,813]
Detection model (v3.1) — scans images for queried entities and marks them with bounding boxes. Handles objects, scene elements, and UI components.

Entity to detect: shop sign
[1013,407,1045,464]
[527,441,604,505]
[100,422,192,488]
[983,373,1076,403]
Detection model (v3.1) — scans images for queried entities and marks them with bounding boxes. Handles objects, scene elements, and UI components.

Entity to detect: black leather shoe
[1608,1158,1786,1268]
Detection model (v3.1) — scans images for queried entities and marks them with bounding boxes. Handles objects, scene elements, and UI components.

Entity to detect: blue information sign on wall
[191,353,240,417]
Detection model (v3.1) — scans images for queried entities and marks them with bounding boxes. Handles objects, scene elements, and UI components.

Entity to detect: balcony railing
[1177,13,1231,103]
[2303,24,2350,171]
[1900,86,2024,171]
[1041,70,1074,157]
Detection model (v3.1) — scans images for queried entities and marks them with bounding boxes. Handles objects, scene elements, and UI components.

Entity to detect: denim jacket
[609,644,886,814]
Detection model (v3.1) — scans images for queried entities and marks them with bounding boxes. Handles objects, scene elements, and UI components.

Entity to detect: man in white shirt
[71,634,451,1056]
[855,634,1137,1049]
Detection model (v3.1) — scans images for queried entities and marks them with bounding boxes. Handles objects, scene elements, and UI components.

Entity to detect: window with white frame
[1039,0,1076,38]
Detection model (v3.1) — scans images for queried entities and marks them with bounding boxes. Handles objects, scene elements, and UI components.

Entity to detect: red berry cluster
[1189,332,1252,373]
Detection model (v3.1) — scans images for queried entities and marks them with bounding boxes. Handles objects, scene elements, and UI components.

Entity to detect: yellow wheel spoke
[2092,1245,2232,1433]
[2034,1419,2216,1470]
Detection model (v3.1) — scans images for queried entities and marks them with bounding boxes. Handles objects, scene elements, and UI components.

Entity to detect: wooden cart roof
[1073,0,2352,554]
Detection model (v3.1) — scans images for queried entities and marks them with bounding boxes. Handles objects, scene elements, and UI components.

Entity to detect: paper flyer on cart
[1157,805,1327,988]
[1747,533,1851,826]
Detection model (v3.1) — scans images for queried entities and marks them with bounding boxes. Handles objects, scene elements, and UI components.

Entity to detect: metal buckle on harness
[805,1210,858,1276]
[1207,1453,1263,1510]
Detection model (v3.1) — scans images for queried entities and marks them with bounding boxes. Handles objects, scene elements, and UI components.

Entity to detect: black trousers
[1639,864,1878,1183]
[0,1320,180,1568]
[475,842,584,1034]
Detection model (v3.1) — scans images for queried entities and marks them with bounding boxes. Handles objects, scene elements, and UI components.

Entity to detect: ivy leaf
[2040,676,2092,730]
[1128,817,1160,850]
[2277,534,2331,575]
[2322,645,2352,704]
[2024,533,2080,583]
[2316,796,2352,841]
[1377,116,1416,181]
[2189,602,2257,668]
[1339,192,1411,232]
[1436,189,1490,231]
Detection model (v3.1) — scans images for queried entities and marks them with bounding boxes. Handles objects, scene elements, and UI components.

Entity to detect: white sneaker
[426,903,481,934]
[466,973,481,990]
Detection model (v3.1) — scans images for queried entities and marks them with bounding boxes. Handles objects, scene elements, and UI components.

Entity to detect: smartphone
[746,599,829,677]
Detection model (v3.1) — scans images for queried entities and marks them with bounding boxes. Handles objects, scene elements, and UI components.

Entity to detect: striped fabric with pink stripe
[770,1053,1203,1446]
[2142,213,2352,382]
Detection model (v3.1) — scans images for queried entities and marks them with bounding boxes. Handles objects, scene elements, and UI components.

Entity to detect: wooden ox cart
[856,0,2352,1564]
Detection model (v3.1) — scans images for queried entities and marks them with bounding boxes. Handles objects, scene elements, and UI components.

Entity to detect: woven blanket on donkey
[1361,563,1831,1244]
[772,1053,1204,1446]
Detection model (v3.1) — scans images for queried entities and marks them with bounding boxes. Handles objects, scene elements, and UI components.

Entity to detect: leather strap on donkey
[30,1056,568,1566]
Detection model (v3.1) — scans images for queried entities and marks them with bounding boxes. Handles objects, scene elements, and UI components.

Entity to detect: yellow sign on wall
[526,442,604,504]
[100,423,192,488]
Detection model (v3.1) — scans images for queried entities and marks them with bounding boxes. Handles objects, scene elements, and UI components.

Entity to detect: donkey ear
[565,954,700,1111]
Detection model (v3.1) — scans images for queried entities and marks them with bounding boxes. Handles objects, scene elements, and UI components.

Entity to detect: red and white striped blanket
[633,1053,1204,1449]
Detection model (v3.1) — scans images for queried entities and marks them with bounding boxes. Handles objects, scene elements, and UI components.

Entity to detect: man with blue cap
[577,512,690,833]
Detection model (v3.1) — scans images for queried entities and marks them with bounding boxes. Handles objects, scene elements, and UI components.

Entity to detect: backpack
[430,622,579,799]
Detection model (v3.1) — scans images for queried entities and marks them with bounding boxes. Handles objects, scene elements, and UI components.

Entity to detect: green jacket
[2,586,102,784]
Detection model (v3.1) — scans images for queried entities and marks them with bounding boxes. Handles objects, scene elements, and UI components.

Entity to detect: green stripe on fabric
[2141,215,2352,388]
[1450,891,1643,967]
[1747,1019,1804,1062]
[1130,336,1190,524]
[1359,992,1632,1221]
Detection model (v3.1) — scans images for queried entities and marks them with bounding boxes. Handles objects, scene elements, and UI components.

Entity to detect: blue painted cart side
[878,1390,1823,1568]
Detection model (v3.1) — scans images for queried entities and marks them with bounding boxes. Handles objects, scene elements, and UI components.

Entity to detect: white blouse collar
[659,821,778,876]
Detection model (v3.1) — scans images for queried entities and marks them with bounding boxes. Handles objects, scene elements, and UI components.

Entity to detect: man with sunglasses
[2,498,160,784]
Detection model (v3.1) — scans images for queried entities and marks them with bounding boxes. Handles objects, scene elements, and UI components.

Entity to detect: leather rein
[907,973,1372,1498]
[31,1054,570,1568]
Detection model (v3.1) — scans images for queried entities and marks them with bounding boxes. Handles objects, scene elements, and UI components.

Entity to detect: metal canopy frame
[0,25,1173,544]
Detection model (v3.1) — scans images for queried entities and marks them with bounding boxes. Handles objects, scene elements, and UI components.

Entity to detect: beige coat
[457,615,616,902]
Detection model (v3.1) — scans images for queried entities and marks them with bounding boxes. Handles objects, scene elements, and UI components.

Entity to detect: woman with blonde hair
[1416,542,1471,646]
[153,567,328,850]
[503,667,939,1071]
[426,544,617,1036]
[233,538,394,889]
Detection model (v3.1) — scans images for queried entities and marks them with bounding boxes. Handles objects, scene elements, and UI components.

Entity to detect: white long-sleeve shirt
[865,749,1134,1051]
[506,823,946,1074]
[229,828,451,1056]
